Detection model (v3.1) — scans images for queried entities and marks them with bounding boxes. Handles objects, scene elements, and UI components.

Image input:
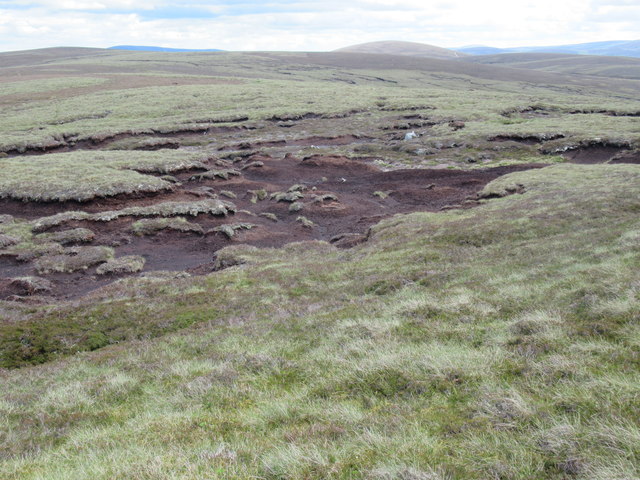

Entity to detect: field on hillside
[0,48,639,479]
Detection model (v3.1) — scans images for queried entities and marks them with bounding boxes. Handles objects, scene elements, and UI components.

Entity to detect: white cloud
[0,0,637,52]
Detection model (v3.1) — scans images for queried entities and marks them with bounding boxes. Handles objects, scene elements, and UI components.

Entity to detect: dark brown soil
[563,146,629,164]
[0,153,544,300]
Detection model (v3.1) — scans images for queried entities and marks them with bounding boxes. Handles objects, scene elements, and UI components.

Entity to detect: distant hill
[109,45,223,52]
[335,41,467,60]
[461,52,640,80]
[455,40,640,58]
[0,47,111,68]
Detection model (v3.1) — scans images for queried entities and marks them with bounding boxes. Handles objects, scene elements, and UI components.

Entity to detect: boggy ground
[0,151,540,300]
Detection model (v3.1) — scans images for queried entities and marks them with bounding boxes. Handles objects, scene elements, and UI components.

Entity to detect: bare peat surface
[563,145,629,164]
[0,153,543,301]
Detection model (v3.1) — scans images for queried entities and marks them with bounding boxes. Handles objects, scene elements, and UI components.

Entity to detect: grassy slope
[334,41,467,59]
[1,164,639,479]
[461,52,640,80]
[0,48,639,479]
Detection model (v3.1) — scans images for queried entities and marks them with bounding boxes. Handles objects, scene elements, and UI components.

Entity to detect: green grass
[1,164,638,479]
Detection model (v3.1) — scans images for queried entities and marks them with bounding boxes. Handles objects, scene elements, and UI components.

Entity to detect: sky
[0,0,638,53]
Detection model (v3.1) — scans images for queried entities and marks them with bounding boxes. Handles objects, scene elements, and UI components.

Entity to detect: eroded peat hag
[0,152,540,300]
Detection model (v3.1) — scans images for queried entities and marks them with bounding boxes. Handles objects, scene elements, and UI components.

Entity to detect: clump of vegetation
[373,190,391,199]
[248,189,268,203]
[34,228,95,245]
[271,191,304,202]
[96,255,146,275]
[131,217,204,236]
[213,244,260,269]
[241,160,264,170]
[33,199,236,231]
[211,223,256,238]
[0,234,19,248]
[33,246,114,274]
[296,215,316,227]
[219,190,237,199]
[259,212,278,222]
[189,169,240,181]
[287,184,308,192]
[5,276,53,295]
[289,201,304,212]
[312,193,339,203]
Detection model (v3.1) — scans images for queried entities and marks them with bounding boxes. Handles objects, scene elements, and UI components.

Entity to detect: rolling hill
[455,39,640,58]
[109,45,223,52]
[461,52,640,80]
[335,40,467,59]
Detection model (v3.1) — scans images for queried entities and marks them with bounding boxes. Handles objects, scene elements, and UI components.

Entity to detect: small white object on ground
[404,131,418,140]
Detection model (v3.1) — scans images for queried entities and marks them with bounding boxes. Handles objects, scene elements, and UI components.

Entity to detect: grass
[0,76,108,97]
[1,50,638,172]
[1,163,638,478]
[0,151,211,201]
[0,48,639,479]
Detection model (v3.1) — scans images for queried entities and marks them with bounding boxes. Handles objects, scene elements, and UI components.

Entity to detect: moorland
[0,45,639,479]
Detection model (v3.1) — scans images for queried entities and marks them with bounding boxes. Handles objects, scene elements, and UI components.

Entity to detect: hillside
[0,47,639,479]
[335,40,467,59]
[455,39,640,58]
[109,45,223,52]
[461,52,640,80]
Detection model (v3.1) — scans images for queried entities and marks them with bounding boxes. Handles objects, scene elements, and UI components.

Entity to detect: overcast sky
[0,0,638,53]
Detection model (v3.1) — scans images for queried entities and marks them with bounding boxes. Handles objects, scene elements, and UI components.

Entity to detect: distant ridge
[109,45,223,52]
[454,40,640,58]
[335,41,467,60]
